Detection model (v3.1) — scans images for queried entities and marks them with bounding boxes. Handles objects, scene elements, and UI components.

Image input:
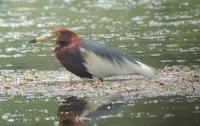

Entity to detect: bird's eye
[55,32,60,36]
[52,32,59,38]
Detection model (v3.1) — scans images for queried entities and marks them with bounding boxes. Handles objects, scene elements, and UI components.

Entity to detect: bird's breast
[54,45,93,78]
[54,47,63,60]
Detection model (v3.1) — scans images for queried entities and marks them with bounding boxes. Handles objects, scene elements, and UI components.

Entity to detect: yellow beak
[29,33,54,43]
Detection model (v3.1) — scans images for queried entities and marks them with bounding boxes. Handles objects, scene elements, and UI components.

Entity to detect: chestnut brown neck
[56,30,81,47]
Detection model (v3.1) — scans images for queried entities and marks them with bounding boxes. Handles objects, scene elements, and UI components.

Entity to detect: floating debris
[0,66,199,100]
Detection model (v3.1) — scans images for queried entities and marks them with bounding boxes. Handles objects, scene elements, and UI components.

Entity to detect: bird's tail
[135,60,155,77]
[126,58,155,77]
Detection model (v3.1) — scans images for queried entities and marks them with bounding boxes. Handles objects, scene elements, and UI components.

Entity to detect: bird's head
[29,28,81,47]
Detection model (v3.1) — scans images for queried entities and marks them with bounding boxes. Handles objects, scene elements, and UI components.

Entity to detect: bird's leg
[91,76,104,82]
[82,78,94,83]
[99,78,103,82]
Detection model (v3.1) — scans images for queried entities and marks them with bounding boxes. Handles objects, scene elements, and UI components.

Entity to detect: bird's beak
[29,33,55,43]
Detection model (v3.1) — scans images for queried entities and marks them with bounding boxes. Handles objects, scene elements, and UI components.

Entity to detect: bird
[57,96,86,126]
[29,27,155,81]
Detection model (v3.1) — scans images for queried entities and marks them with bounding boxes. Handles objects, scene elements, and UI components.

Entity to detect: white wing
[79,41,155,79]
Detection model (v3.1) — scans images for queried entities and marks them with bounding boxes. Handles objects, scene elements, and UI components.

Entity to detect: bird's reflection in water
[57,96,87,126]
[57,96,125,126]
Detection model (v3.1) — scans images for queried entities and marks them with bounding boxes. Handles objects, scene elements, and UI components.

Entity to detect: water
[0,96,199,126]
[92,96,200,126]
[0,0,200,126]
[0,0,199,70]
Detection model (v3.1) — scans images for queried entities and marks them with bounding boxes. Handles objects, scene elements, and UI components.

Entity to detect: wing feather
[79,40,154,79]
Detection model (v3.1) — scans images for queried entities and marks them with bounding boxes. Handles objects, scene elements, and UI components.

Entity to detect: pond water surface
[0,0,199,70]
[0,0,200,126]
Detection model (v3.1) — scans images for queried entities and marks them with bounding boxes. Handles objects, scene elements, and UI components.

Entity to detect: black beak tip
[28,39,37,43]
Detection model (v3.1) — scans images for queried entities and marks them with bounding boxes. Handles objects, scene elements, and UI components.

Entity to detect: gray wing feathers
[80,40,140,65]
[79,40,155,78]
